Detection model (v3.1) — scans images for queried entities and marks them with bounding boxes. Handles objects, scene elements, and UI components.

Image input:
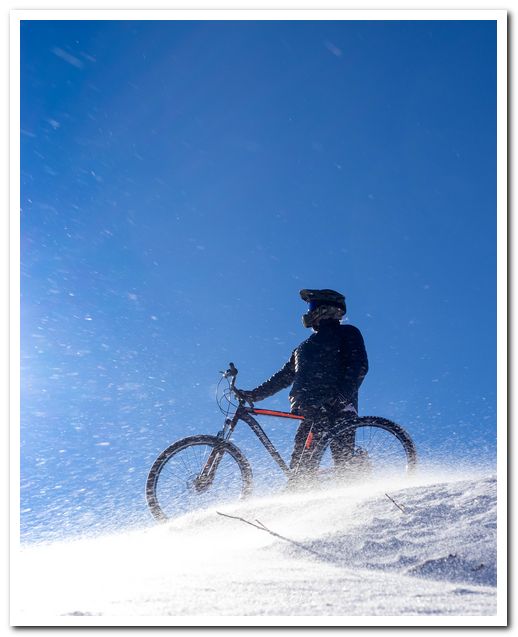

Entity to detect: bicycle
[146,362,418,522]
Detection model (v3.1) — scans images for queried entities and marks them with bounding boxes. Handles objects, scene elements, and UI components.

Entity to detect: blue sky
[20,19,497,540]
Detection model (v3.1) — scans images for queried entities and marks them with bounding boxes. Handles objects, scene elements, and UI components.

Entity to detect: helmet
[300,289,346,329]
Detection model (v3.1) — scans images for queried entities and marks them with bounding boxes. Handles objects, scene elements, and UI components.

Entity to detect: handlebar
[220,362,254,407]
[221,362,238,381]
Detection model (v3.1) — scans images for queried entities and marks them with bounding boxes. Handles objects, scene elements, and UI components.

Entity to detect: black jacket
[249,320,368,414]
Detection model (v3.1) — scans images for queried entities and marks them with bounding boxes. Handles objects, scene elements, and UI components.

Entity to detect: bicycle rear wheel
[146,435,253,522]
[315,416,417,483]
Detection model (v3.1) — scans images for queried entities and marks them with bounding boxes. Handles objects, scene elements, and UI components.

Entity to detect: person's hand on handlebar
[236,389,256,407]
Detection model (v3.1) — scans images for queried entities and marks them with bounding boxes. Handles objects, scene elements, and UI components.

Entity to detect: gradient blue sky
[20,19,497,540]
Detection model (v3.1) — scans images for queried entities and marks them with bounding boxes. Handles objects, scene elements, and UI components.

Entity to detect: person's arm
[341,325,369,400]
[244,354,296,402]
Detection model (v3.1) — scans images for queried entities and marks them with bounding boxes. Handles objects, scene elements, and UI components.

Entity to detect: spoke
[358,427,397,457]
[319,424,411,480]
[357,427,382,453]
[176,448,194,475]
[162,460,197,483]
[197,444,211,469]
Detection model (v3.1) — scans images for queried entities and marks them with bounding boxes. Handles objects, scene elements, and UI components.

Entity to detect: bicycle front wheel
[315,416,417,483]
[146,435,253,522]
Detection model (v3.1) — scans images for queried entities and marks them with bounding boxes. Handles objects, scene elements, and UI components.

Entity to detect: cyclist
[241,289,368,487]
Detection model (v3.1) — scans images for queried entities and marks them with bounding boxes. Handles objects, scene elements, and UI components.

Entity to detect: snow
[12,472,499,625]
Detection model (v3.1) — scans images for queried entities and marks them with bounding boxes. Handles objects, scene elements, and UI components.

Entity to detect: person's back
[289,319,367,414]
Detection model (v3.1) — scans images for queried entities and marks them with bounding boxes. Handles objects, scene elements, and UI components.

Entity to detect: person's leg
[329,409,357,467]
[289,419,314,471]
[287,411,328,488]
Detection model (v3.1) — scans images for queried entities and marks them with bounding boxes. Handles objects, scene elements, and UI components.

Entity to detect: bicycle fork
[193,447,225,493]
[193,417,236,492]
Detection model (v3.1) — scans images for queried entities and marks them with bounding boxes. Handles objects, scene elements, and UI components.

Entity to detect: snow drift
[13,471,498,623]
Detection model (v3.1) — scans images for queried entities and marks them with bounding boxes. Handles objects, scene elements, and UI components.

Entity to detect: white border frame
[9,8,508,628]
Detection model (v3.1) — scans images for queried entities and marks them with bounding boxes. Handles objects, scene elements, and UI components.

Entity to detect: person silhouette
[241,289,369,486]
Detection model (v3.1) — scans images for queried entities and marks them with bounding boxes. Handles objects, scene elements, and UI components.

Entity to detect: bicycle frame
[193,402,305,493]
[199,363,348,487]
[224,404,304,477]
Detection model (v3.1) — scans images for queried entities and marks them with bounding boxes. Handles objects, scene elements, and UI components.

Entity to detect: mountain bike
[146,363,418,522]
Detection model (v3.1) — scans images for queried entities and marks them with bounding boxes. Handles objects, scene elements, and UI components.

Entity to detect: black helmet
[300,289,346,328]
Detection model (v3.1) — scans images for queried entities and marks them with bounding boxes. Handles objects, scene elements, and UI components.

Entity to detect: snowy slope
[13,472,498,623]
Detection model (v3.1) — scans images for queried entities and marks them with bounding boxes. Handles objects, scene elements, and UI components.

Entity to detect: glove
[238,390,256,406]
